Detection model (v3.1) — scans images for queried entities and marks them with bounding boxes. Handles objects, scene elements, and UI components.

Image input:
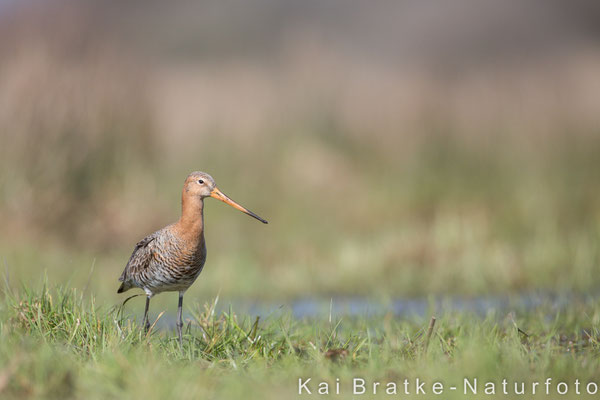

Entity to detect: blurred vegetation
[0,14,159,248]
[0,1,598,301]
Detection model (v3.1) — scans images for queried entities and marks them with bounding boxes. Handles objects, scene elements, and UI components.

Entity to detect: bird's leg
[177,291,184,347]
[143,296,151,333]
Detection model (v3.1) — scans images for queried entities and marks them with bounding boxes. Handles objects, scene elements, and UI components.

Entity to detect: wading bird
[117,171,267,346]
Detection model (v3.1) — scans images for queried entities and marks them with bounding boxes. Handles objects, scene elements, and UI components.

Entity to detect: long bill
[210,187,268,224]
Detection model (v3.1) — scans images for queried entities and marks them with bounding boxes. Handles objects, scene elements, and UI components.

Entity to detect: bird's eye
[198,179,204,184]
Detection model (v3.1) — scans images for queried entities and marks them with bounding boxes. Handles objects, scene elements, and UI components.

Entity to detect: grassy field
[1,3,600,398]
[1,63,599,400]
[1,282,599,399]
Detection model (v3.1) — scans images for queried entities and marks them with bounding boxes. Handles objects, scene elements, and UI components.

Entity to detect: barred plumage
[117,171,267,346]
[118,226,206,295]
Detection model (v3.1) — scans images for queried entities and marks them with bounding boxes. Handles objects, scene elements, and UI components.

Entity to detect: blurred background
[0,0,599,304]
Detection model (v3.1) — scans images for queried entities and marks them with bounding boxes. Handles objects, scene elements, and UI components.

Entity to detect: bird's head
[184,171,268,224]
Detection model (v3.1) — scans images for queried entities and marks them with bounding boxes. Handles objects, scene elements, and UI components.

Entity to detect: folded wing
[117,234,156,293]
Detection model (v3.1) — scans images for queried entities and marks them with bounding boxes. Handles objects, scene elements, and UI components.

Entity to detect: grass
[1,7,600,397]
[1,282,600,399]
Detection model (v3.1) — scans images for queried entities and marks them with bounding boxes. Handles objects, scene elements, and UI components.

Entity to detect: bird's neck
[176,194,205,241]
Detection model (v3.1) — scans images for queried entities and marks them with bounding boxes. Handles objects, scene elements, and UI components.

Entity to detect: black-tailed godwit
[117,171,267,345]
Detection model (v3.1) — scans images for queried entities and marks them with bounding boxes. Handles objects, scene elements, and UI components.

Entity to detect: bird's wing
[118,234,156,282]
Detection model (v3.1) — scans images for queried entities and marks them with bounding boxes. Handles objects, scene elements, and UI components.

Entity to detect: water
[238,293,582,319]
[153,292,591,329]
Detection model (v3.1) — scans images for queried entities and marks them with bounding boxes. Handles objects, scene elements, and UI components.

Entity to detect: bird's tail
[117,282,131,294]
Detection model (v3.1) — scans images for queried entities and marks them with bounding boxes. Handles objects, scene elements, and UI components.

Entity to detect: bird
[117,171,267,346]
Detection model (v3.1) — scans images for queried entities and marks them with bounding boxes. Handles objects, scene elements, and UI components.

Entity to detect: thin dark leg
[143,296,151,332]
[177,291,184,347]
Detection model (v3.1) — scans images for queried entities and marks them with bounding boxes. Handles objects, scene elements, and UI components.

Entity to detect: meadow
[1,2,600,398]
[1,124,598,398]
[1,282,600,399]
